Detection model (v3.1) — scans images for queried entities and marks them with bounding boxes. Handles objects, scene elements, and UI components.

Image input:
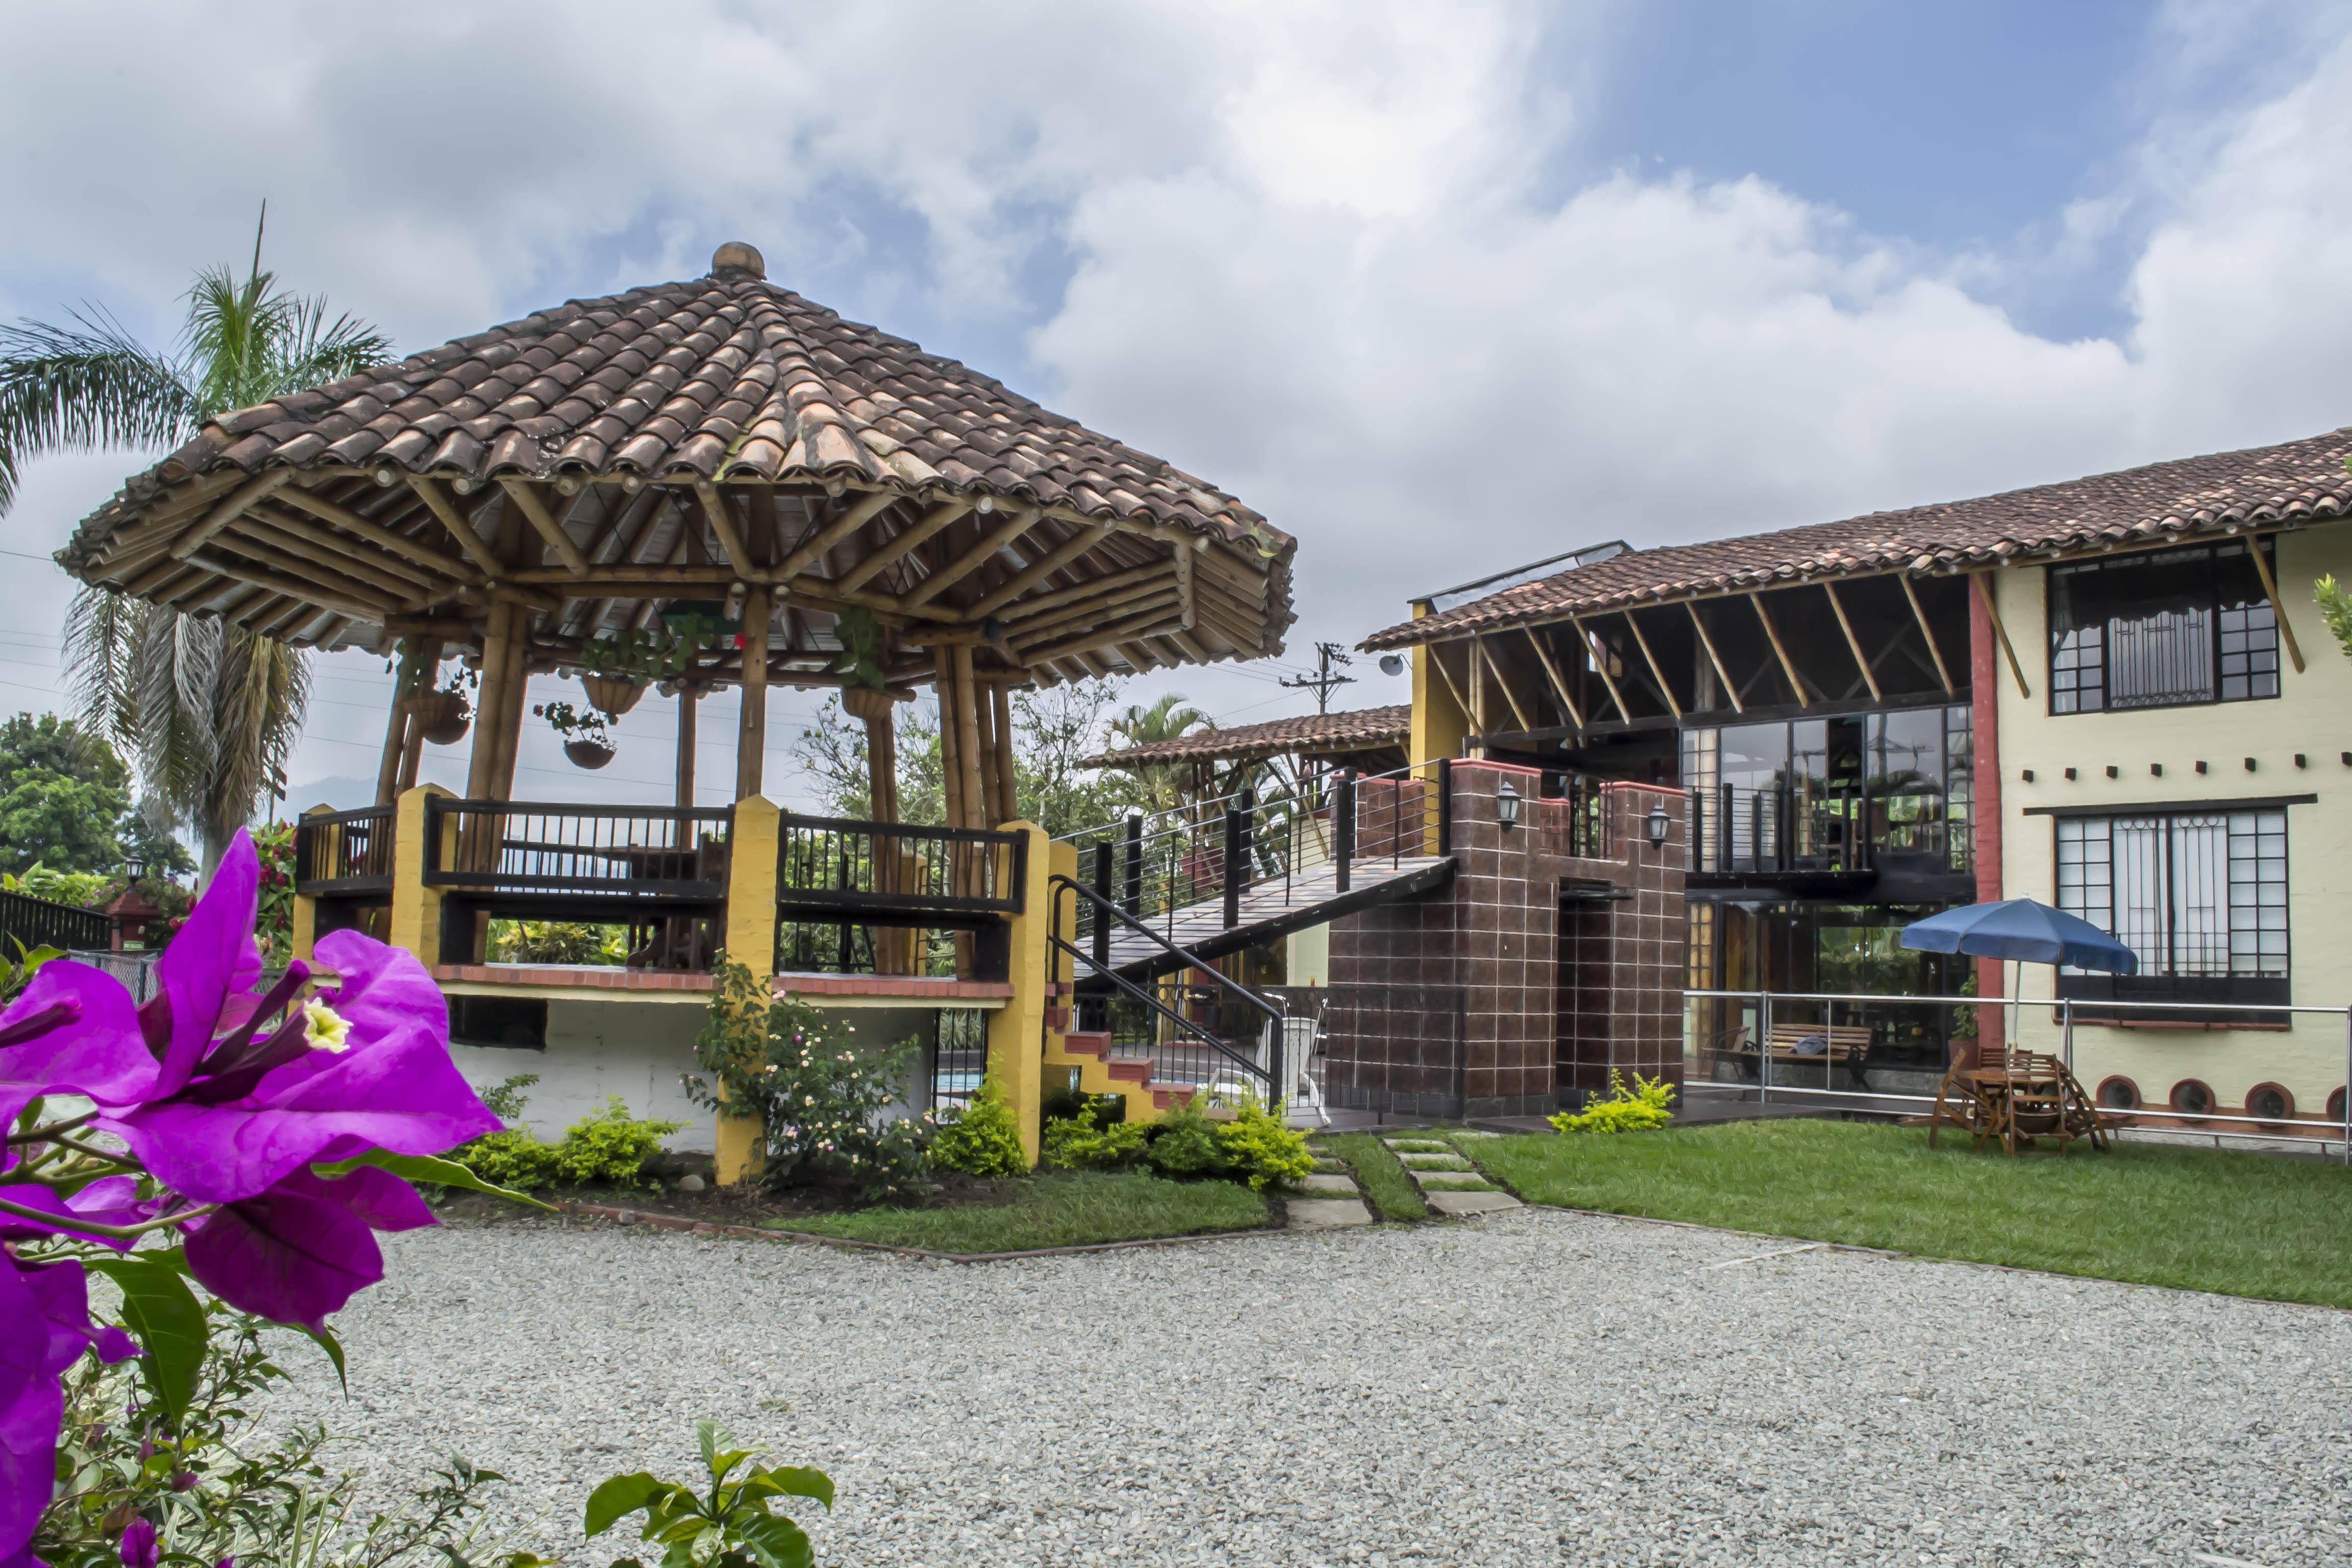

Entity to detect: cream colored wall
[453,997,715,1152]
[1993,522,2352,1116]
[1288,922,1331,986]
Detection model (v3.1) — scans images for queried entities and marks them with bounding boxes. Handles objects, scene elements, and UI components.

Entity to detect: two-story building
[1360,425,2351,1131]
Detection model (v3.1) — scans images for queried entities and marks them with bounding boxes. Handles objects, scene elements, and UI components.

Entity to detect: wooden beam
[376,638,425,805]
[1173,539,1197,630]
[276,483,479,581]
[1972,572,2031,700]
[833,498,974,596]
[167,469,296,561]
[692,480,757,578]
[963,523,1114,620]
[1521,625,1585,728]
[94,469,250,560]
[900,504,1043,610]
[1898,574,1954,695]
[1473,635,1537,732]
[407,475,504,577]
[2243,533,2307,674]
[771,488,899,583]
[1426,641,1475,728]
[223,517,435,609]
[1568,616,1632,722]
[237,504,441,591]
[1018,608,1186,666]
[991,681,1019,825]
[1007,587,1181,651]
[187,549,390,624]
[1820,580,1882,702]
[994,561,1166,623]
[1620,608,1682,720]
[500,478,593,577]
[1685,601,1742,714]
[1746,591,1809,704]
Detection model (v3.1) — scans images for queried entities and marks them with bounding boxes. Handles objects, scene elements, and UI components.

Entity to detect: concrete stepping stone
[1424,1189,1521,1216]
[1413,1175,1498,1191]
[1396,1154,1474,1170]
[1287,1198,1373,1228]
[1295,1172,1361,1194]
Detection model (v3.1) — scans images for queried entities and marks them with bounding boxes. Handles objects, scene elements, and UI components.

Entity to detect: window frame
[2044,540,2281,716]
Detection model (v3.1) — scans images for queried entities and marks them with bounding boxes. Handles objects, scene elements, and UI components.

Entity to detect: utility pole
[1280,641,1357,714]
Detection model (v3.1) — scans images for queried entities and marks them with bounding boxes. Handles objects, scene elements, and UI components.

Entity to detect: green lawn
[1316,1133,1428,1220]
[1471,1118,2352,1309]
[764,1171,1266,1254]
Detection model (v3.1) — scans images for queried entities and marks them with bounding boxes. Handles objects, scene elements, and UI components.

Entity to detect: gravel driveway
[257,1209,2352,1566]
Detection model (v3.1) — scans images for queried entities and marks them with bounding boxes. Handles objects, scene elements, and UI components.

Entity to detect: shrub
[492,919,626,965]
[932,1075,1029,1177]
[1550,1070,1676,1134]
[1043,1112,1148,1171]
[1214,1099,1315,1190]
[1144,1097,1228,1178]
[690,954,933,1200]
[551,1097,686,1187]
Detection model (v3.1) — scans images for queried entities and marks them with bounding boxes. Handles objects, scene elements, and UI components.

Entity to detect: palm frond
[62,585,149,753]
[271,293,394,393]
[0,309,197,516]
[184,260,297,420]
[202,628,310,849]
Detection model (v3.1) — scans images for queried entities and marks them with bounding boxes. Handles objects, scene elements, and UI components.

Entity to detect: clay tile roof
[1359,426,2352,650]
[1083,705,1411,769]
[63,256,1284,564]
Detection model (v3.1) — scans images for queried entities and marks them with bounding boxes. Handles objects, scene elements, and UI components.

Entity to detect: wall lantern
[1645,803,1672,847]
[1497,779,1522,832]
[123,853,146,887]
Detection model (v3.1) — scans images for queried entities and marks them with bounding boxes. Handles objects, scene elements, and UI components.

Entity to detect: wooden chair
[1930,1045,2111,1155]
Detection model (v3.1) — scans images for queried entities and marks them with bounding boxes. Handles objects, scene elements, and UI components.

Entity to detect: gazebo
[58,242,1297,975]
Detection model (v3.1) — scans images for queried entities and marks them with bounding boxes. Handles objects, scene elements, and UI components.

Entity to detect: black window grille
[2048,542,2280,713]
[2054,808,2289,1019]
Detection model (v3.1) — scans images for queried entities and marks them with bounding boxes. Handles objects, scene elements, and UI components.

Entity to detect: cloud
[3,0,2351,798]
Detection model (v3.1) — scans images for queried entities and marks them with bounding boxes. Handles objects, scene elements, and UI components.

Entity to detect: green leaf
[298,1322,348,1394]
[84,1256,207,1422]
[312,1149,552,1209]
[738,1467,833,1511]
[731,1514,814,1568]
[688,1525,724,1568]
[584,1474,669,1538]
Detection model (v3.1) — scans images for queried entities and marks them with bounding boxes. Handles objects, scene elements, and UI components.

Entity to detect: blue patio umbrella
[1900,898,2136,1058]
[1897,898,2138,974]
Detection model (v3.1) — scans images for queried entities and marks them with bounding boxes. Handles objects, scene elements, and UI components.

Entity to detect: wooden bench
[1714,1022,1874,1087]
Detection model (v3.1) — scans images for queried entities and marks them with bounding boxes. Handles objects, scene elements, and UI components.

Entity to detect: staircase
[1043,1008,1201,1120]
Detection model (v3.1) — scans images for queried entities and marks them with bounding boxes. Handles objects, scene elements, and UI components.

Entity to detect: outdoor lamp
[1497,778,1521,832]
[1378,653,1405,677]
[1645,803,1672,847]
[124,853,145,887]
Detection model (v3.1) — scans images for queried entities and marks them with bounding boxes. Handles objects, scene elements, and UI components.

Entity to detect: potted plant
[409,668,475,745]
[536,698,616,769]
[580,670,647,716]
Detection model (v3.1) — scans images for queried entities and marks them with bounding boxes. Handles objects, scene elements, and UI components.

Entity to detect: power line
[1277,641,1356,714]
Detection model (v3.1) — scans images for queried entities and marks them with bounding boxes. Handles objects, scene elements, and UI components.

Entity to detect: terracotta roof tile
[1361,426,2352,649]
[1083,705,1411,769]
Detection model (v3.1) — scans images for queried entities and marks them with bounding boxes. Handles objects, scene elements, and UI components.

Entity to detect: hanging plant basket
[581,673,647,716]
[565,739,616,770]
[409,691,472,746]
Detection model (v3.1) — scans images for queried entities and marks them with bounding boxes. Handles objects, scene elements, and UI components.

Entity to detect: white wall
[1994,520,2352,1117]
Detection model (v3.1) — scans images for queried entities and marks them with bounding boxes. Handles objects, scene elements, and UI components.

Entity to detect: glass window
[2047,542,2279,713]
[1685,704,1973,873]
[2055,810,2288,978]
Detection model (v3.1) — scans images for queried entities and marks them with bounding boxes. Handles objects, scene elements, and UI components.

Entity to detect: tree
[1105,691,1215,815]
[2319,574,2352,663]
[0,712,193,879]
[0,207,391,877]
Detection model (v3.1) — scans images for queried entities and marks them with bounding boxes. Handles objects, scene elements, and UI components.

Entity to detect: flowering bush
[690,955,930,1202]
[249,820,296,960]
[929,1077,1027,1178]
[448,1079,683,1190]
[1,829,512,1568]
[1550,1070,1676,1133]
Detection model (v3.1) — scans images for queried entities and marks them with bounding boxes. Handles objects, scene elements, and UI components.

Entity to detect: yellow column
[716,795,781,1186]
[387,785,450,967]
[1408,602,1466,767]
[290,803,334,964]
[986,821,1057,1165]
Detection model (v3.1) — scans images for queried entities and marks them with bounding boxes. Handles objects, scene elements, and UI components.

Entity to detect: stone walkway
[1286,1131,1527,1226]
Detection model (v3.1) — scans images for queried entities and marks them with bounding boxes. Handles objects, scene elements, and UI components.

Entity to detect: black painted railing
[0,889,111,954]
[294,804,396,896]
[774,814,1025,920]
[422,800,733,900]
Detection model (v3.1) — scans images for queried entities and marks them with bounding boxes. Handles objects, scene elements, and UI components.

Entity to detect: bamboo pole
[1747,591,1810,704]
[2243,534,2307,673]
[937,661,968,830]
[1821,580,1882,702]
[275,485,480,582]
[735,587,772,799]
[1686,601,1743,713]
[992,681,1019,824]
[963,523,1114,619]
[1620,608,1682,719]
[375,639,424,805]
[1971,573,2032,699]
[951,643,986,835]
[396,638,440,793]
[1569,616,1632,722]
[1898,575,1955,695]
[464,603,516,800]
[675,686,698,810]
[902,504,1043,610]
[973,675,1003,828]
[1522,625,1586,728]
[486,614,531,802]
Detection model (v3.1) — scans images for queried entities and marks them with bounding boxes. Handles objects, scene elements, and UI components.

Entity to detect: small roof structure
[1083,705,1409,770]
[59,242,1294,685]
[1362,425,2352,649]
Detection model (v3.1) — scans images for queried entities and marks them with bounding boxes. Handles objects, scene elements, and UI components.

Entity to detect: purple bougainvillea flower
[0,960,157,1141]
[0,1178,160,1253]
[101,832,497,1206]
[140,834,266,1100]
[0,1250,140,1567]
[117,1518,157,1568]
[182,1165,436,1331]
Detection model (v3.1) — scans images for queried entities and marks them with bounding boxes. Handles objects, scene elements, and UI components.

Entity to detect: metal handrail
[1047,935,1273,1095]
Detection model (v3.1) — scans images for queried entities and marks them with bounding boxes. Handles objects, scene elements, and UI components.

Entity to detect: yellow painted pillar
[289,803,335,964]
[716,795,781,1186]
[986,821,1058,1166]
[387,785,451,967]
[1408,601,1466,767]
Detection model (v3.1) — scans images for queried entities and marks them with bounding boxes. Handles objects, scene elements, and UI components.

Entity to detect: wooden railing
[421,800,733,901]
[293,804,397,895]
[775,814,1025,921]
[0,889,112,954]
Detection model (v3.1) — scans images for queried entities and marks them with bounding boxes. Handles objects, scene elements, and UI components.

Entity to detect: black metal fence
[1,890,111,955]
[775,814,1025,920]
[294,804,396,895]
[422,800,733,899]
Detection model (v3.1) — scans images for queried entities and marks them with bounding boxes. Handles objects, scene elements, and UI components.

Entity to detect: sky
[5,0,2352,820]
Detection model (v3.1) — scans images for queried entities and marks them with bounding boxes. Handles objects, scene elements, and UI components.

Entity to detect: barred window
[2055,810,2288,978]
[2047,542,2279,714]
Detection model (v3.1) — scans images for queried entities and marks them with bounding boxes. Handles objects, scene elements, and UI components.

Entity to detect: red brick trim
[772,972,1015,1001]
[431,964,716,992]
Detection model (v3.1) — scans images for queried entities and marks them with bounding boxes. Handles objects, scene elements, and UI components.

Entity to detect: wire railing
[1684,986,2352,1159]
[1684,785,1971,876]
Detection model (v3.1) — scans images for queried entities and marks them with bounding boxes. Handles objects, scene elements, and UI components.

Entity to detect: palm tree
[0,208,391,877]
[1107,692,1214,816]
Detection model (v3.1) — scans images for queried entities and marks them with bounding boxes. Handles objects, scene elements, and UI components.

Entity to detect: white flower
[303,998,353,1052]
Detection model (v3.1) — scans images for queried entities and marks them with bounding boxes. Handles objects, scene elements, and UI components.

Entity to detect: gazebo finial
[709,240,766,281]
